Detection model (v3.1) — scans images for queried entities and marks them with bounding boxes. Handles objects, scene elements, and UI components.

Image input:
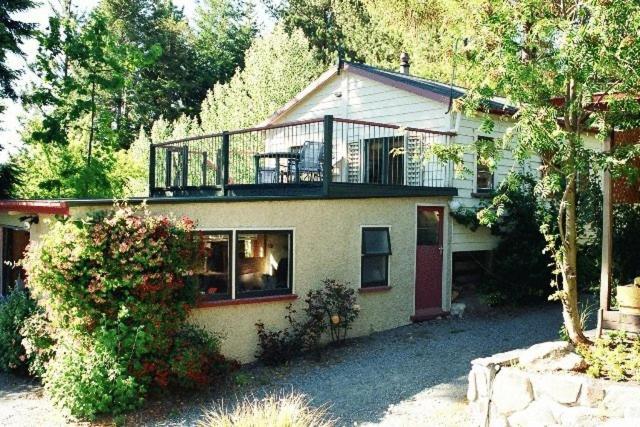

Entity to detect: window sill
[471,192,494,199]
[195,294,298,308]
[359,286,393,294]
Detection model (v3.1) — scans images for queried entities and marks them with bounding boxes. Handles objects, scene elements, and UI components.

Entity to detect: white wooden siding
[268,69,605,254]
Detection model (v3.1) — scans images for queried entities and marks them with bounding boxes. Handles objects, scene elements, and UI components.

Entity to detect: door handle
[439,246,443,255]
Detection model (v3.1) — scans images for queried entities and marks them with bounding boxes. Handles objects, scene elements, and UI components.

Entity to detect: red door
[414,206,444,320]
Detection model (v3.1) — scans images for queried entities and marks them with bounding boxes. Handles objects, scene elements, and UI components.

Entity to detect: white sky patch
[0,0,275,163]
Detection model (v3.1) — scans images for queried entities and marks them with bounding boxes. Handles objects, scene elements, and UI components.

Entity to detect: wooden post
[181,145,189,188]
[598,130,614,337]
[148,144,156,197]
[323,115,333,195]
[222,131,230,195]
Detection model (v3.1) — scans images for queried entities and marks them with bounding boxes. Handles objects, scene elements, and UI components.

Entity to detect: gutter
[0,200,70,215]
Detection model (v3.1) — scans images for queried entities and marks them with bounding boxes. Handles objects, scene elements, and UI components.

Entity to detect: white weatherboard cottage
[0,55,603,362]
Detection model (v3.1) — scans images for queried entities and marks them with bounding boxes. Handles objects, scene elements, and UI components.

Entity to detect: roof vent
[400,52,410,74]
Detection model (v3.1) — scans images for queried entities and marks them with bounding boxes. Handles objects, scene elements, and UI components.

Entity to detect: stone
[473,364,497,398]
[559,406,605,427]
[473,349,522,368]
[529,353,587,372]
[579,382,605,408]
[492,369,534,414]
[508,401,557,427]
[531,375,582,404]
[468,370,478,402]
[451,302,466,318]
[519,341,573,368]
[603,385,640,418]
[601,418,638,427]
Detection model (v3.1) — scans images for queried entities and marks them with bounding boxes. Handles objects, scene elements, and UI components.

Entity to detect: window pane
[363,228,391,255]
[362,255,388,287]
[237,231,292,297]
[417,210,440,246]
[193,233,230,300]
[476,163,493,192]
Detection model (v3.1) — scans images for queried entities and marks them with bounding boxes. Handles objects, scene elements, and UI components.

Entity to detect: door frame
[413,202,451,313]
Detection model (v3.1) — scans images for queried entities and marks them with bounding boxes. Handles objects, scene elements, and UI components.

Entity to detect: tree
[269,0,399,65]
[461,0,640,344]
[0,0,36,106]
[193,0,257,98]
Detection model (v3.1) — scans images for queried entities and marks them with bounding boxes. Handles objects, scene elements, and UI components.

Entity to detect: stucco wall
[70,196,451,362]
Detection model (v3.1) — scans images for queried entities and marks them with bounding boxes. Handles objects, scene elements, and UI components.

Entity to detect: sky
[0,0,274,163]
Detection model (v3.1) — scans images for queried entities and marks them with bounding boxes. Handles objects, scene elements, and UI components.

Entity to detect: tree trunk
[561,174,591,345]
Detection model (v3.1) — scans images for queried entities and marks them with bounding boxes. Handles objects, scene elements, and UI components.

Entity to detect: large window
[192,232,231,301]
[361,227,392,288]
[236,230,293,298]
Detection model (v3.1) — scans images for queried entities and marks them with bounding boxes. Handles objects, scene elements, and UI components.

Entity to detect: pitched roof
[344,61,515,114]
[262,61,516,126]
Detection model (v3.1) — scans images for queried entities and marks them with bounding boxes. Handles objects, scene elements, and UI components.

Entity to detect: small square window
[361,227,391,288]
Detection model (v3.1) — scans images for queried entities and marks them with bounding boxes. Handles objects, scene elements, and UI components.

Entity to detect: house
[0,55,603,362]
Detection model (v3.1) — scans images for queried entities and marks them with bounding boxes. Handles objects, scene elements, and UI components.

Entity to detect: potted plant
[617,277,640,315]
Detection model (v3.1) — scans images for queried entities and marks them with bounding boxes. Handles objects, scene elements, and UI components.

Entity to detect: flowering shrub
[307,279,359,345]
[21,204,234,419]
[255,279,360,365]
[20,310,55,378]
[0,289,38,373]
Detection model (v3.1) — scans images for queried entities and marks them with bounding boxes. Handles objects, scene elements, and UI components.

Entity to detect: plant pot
[617,284,640,315]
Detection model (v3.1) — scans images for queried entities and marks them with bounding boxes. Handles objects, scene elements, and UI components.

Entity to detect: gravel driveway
[0,303,564,427]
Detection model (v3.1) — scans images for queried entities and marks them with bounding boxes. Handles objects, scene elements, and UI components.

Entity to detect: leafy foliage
[447,0,640,344]
[578,331,640,382]
[0,289,38,373]
[255,279,360,365]
[0,0,36,104]
[453,173,555,306]
[21,205,235,418]
[19,310,55,378]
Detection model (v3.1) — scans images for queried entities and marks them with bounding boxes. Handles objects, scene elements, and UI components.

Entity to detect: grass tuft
[198,392,335,427]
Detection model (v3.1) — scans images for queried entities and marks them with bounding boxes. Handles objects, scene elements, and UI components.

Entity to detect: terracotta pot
[617,284,640,315]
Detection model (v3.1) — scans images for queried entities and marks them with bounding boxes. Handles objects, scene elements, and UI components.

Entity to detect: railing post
[222,131,230,194]
[323,115,333,195]
[148,144,156,197]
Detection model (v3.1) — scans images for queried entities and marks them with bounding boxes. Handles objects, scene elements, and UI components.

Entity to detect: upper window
[361,227,392,288]
[236,230,293,298]
[476,137,494,193]
[192,231,231,301]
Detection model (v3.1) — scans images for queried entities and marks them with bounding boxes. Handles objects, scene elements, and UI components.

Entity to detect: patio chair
[289,141,324,182]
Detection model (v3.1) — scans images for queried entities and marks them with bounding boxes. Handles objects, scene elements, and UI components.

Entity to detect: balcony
[149,116,457,199]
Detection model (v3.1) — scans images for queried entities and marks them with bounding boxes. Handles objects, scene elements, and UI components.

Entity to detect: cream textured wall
[71,196,451,362]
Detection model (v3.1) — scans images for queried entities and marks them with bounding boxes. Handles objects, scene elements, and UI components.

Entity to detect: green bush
[0,289,38,373]
[452,173,554,306]
[578,331,640,382]
[255,279,360,365]
[20,310,55,378]
[44,335,144,419]
[21,204,236,419]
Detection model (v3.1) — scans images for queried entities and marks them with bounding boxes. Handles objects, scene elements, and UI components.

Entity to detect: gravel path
[0,303,564,427]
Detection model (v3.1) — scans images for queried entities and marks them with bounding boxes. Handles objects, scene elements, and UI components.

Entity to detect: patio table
[254,152,301,183]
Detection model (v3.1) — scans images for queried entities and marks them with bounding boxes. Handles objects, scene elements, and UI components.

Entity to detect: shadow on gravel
[233,303,564,426]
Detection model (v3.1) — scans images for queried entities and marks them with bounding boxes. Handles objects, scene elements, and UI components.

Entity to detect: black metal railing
[149,115,455,196]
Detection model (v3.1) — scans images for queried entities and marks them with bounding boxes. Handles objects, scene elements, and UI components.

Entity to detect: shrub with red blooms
[21,204,236,419]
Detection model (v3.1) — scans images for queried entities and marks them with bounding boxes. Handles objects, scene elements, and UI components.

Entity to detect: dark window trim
[194,230,233,302]
[361,227,391,288]
[234,229,294,299]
